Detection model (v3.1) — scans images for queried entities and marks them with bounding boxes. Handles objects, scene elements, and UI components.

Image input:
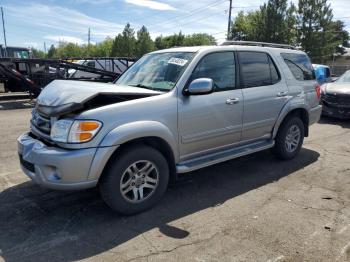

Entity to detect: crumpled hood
[324,82,350,95]
[37,80,162,106]
[35,80,163,117]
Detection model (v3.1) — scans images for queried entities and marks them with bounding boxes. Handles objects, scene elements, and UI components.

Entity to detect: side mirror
[185,78,214,95]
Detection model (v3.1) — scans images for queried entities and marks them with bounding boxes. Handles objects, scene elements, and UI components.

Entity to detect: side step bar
[176,140,275,173]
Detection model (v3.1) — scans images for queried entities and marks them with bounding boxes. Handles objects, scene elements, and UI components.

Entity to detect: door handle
[226,98,240,105]
[277,91,288,97]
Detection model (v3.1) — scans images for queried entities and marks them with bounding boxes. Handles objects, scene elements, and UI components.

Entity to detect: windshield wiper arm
[130,84,166,92]
[130,84,154,90]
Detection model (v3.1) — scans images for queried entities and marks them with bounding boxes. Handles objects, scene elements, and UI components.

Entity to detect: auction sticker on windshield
[168,57,188,67]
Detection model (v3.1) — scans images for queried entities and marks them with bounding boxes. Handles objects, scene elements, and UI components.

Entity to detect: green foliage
[297,0,334,62]
[136,26,155,57]
[230,0,297,44]
[47,44,56,58]
[183,33,216,46]
[111,23,136,57]
[45,25,218,59]
[155,32,216,49]
[230,0,349,62]
[31,48,46,58]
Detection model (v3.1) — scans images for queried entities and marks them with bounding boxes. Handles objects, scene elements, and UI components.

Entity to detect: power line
[145,0,227,29]
[172,9,225,29]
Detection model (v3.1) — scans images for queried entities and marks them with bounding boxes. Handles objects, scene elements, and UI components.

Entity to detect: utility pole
[1,6,8,57]
[88,28,91,46]
[227,0,233,40]
[44,42,47,53]
[88,28,91,56]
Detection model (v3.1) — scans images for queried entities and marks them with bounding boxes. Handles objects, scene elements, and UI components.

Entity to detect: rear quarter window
[281,53,315,80]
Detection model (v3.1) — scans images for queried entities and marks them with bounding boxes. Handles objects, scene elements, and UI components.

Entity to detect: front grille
[323,93,350,108]
[19,154,35,173]
[31,109,51,135]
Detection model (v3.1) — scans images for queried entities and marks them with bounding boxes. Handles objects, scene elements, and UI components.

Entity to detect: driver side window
[191,52,236,92]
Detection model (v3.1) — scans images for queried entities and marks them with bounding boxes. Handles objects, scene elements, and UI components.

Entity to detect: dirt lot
[0,103,349,262]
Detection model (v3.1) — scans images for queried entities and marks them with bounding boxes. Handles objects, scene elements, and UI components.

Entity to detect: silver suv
[18,42,322,214]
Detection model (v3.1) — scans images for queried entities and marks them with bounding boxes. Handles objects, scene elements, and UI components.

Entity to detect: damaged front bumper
[17,132,117,190]
[322,103,350,119]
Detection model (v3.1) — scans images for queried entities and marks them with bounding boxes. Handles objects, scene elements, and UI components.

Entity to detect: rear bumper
[309,105,322,125]
[17,132,117,190]
[322,103,350,119]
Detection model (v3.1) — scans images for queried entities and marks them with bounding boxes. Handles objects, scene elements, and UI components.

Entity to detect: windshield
[116,52,194,91]
[336,70,350,83]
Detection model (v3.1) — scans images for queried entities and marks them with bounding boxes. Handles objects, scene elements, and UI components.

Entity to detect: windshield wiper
[130,84,154,90]
[130,84,166,92]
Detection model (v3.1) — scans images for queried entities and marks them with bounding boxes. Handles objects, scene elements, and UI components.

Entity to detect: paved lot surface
[0,105,349,262]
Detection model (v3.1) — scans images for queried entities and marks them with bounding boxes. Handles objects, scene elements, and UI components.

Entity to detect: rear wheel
[273,116,304,160]
[99,145,169,215]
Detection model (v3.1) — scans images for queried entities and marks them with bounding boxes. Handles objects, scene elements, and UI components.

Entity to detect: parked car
[321,69,350,119]
[18,43,322,215]
[313,64,332,84]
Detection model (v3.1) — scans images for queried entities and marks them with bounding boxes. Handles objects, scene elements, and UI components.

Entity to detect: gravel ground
[0,104,349,262]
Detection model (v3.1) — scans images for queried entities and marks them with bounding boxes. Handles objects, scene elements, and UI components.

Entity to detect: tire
[273,116,305,160]
[99,145,169,215]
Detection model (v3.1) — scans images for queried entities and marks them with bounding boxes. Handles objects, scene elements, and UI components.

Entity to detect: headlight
[51,119,102,143]
[51,119,73,143]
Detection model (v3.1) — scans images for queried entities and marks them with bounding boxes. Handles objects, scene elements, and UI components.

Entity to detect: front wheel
[99,145,169,215]
[273,116,305,160]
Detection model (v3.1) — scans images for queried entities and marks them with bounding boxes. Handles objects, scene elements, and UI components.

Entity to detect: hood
[324,82,350,95]
[36,80,163,117]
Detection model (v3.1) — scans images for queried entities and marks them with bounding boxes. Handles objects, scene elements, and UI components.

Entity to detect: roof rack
[221,40,297,50]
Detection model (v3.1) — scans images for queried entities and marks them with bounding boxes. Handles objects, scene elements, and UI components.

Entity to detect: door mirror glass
[186,78,214,95]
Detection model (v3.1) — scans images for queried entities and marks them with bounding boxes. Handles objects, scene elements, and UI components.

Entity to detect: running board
[176,140,275,173]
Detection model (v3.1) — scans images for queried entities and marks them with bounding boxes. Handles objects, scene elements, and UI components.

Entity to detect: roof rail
[221,40,297,50]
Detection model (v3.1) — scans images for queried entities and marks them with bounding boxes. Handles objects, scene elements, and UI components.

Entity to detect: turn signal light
[315,84,321,100]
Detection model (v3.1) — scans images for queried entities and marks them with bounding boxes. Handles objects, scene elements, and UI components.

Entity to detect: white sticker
[168,57,188,67]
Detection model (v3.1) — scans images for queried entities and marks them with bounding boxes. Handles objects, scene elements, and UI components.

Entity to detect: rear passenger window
[238,52,280,88]
[191,52,235,91]
[281,53,315,80]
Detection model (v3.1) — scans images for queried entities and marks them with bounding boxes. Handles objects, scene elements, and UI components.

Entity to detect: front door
[178,51,243,160]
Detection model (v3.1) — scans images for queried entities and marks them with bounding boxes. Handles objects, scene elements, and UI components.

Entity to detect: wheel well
[101,137,177,184]
[281,108,309,137]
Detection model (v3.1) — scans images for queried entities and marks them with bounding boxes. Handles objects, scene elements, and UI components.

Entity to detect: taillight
[315,84,321,100]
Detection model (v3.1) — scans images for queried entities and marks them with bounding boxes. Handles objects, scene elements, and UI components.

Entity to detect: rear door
[238,51,288,142]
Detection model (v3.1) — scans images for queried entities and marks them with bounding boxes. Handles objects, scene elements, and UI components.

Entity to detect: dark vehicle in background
[0,45,30,58]
[321,70,350,119]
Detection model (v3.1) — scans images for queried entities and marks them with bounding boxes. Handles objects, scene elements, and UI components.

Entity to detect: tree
[136,26,154,57]
[154,32,215,50]
[297,0,339,62]
[111,23,136,57]
[183,33,216,46]
[230,0,297,44]
[47,44,56,58]
[31,48,46,58]
[93,37,114,57]
[155,35,165,50]
[54,42,83,58]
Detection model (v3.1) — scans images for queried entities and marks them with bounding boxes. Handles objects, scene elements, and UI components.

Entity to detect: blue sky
[1,0,349,50]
